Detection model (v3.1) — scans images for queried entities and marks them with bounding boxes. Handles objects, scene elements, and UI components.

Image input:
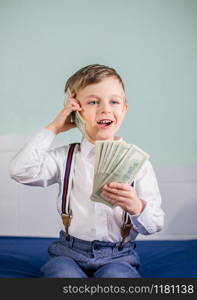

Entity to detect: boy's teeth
[98,120,112,124]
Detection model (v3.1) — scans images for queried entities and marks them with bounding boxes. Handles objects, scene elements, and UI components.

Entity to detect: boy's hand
[102,182,146,215]
[46,93,83,134]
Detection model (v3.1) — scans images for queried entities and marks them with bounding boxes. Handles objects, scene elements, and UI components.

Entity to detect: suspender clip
[118,223,132,250]
[61,213,72,235]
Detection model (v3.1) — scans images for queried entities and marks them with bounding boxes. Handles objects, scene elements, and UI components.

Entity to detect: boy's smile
[76,76,128,144]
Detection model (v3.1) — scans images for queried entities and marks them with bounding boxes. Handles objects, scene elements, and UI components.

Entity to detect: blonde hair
[64,64,127,103]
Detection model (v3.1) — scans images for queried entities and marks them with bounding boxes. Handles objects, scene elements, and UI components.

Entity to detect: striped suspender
[61,142,135,247]
[61,143,80,236]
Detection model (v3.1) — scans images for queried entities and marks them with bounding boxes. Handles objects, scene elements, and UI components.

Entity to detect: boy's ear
[121,102,128,122]
[123,102,128,113]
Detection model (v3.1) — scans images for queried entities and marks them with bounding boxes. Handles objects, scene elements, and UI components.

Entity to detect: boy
[9,64,164,278]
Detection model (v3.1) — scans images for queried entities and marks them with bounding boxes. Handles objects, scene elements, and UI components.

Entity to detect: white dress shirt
[9,127,165,242]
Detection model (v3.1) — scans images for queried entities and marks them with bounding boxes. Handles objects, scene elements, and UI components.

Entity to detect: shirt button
[147,226,153,233]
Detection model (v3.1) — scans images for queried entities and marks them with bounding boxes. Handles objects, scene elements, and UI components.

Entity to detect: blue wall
[0,0,196,165]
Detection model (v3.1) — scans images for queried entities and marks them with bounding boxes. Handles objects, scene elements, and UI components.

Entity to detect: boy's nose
[99,102,111,113]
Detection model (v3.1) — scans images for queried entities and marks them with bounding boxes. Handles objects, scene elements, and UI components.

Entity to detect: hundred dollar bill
[92,140,129,194]
[92,140,123,193]
[73,109,87,138]
[94,140,123,177]
[90,141,150,208]
[64,88,87,138]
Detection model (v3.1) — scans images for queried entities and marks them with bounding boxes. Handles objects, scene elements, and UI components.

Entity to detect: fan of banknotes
[90,140,150,208]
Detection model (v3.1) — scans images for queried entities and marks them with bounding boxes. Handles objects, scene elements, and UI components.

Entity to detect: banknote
[90,141,150,208]
[64,88,87,138]
[73,108,87,138]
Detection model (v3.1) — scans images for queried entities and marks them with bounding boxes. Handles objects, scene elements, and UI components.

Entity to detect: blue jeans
[40,230,141,278]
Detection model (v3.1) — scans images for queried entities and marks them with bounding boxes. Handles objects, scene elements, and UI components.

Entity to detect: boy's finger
[105,182,132,191]
[102,187,130,199]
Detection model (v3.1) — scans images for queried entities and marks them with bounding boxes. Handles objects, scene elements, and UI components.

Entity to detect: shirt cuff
[129,201,158,234]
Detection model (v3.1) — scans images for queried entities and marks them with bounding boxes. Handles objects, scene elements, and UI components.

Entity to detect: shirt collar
[80,136,123,159]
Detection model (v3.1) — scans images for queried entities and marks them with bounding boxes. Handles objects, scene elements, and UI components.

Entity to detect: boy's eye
[87,100,120,105]
[88,100,98,104]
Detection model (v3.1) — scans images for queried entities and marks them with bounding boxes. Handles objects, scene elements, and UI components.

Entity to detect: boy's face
[76,76,128,143]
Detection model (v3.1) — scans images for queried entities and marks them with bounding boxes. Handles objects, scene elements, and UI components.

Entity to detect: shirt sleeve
[130,159,165,235]
[9,127,67,187]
